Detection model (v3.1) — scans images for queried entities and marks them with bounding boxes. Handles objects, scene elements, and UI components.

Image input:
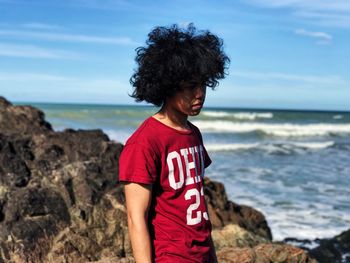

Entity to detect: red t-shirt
[119,117,215,262]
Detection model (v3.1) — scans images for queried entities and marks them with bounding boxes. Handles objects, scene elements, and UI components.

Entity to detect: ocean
[25,102,350,242]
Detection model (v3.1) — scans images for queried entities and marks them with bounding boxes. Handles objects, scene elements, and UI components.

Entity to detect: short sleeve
[203,145,212,168]
[118,142,158,184]
[189,122,212,169]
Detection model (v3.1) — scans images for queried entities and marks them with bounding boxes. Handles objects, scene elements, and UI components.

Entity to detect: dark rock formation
[0,96,317,262]
[0,96,127,262]
[308,229,350,263]
[283,229,350,263]
[0,97,52,136]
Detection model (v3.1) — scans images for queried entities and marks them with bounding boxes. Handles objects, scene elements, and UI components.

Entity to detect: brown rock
[0,97,126,262]
[216,247,259,263]
[204,177,272,241]
[217,243,317,263]
[212,224,269,251]
[0,186,70,262]
[0,96,52,136]
[255,243,317,263]
[0,135,31,188]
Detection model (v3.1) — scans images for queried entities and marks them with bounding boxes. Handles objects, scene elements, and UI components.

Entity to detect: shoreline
[12,100,350,114]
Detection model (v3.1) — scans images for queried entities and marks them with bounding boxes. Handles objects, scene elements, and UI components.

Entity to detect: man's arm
[124,182,153,263]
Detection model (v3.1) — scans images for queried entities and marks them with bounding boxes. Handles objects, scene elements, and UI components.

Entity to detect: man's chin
[189,110,201,116]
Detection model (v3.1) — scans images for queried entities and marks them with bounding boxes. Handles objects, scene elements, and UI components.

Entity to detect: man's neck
[153,106,189,131]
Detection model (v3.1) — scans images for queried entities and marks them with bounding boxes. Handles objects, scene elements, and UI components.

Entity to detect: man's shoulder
[188,120,201,136]
[125,117,160,146]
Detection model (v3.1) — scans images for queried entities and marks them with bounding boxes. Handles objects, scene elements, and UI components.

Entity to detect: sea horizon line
[10,100,350,114]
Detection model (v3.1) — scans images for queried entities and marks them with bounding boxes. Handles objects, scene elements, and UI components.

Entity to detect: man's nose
[195,86,206,98]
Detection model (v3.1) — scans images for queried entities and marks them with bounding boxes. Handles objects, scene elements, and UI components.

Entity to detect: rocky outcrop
[0,97,128,262]
[217,243,317,263]
[0,97,52,136]
[309,229,350,263]
[204,177,272,241]
[0,96,318,262]
[284,229,350,263]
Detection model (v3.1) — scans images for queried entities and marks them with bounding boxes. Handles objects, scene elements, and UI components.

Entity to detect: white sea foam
[210,157,350,241]
[333,115,343,119]
[193,120,350,137]
[249,190,349,241]
[104,129,131,144]
[285,239,320,250]
[202,111,231,118]
[231,112,273,120]
[291,141,335,149]
[267,209,349,241]
[202,111,273,120]
[213,184,349,241]
[271,222,345,241]
[205,141,334,152]
[342,253,350,263]
[206,143,258,151]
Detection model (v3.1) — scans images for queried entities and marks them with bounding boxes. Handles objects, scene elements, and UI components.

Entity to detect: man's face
[167,83,207,117]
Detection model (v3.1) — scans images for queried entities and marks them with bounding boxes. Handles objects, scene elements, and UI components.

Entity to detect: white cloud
[0,72,130,104]
[72,0,131,10]
[0,43,82,59]
[22,22,63,30]
[0,72,125,90]
[232,70,346,86]
[0,72,71,81]
[0,0,132,10]
[244,0,350,28]
[245,0,350,12]
[294,11,350,28]
[0,29,139,45]
[295,28,332,44]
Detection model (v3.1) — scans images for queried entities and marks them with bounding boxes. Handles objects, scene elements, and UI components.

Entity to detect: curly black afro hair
[130,23,230,107]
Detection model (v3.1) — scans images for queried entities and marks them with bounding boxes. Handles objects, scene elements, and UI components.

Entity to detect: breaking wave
[193,120,350,137]
[206,141,335,152]
[202,111,273,120]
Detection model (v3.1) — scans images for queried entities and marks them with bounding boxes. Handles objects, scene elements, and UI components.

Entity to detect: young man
[119,24,229,262]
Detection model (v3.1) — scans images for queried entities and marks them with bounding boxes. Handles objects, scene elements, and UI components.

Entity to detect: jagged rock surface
[204,177,272,241]
[0,97,127,262]
[217,243,318,263]
[307,229,350,263]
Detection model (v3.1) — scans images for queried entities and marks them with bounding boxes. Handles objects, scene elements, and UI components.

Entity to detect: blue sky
[0,0,349,111]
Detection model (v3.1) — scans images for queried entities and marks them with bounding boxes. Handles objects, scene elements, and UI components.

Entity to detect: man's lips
[192,103,203,110]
